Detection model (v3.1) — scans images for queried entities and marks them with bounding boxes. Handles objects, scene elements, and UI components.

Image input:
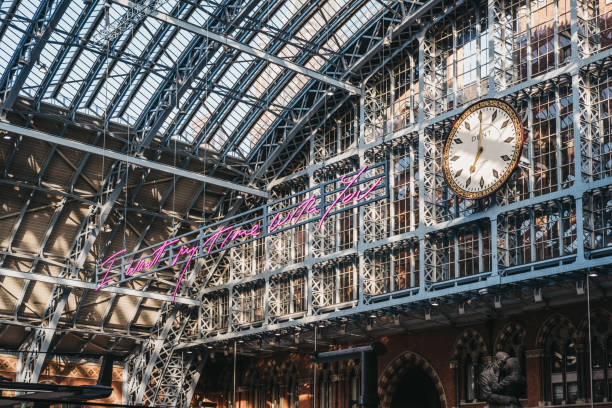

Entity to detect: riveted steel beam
[113,0,361,95]
[0,267,199,305]
[0,121,267,198]
[0,0,72,113]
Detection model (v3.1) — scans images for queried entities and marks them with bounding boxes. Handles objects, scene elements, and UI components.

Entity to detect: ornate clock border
[442,98,525,200]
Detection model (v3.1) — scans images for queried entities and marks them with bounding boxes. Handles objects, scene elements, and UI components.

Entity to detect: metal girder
[0,0,21,42]
[11,129,104,319]
[85,1,172,110]
[0,122,53,266]
[101,161,204,334]
[8,6,207,368]
[48,6,106,100]
[0,178,95,206]
[177,351,207,408]
[0,316,150,342]
[17,152,126,382]
[112,2,196,120]
[121,172,228,404]
[0,267,199,305]
[16,84,128,383]
[69,0,264,346]
[8,0,256,391]
[0,0,71,112]
[172,0,612,351]
[113,0,361,95]
[244,0,440,178]
[185,0,324,150]
[70,211,124,331]
[178,259,612,349]
[157,0,276,145]
[64,25,130,120]
[121,179,206,403]
[124,305,192,405]
[218,0,376,159]
[119,0,274,403]
[82,2,255,344]
[91,0,168,45]
[127,7,406,389]
[128,33,211,147]
[350,0,443,75]
[0,121,267,198]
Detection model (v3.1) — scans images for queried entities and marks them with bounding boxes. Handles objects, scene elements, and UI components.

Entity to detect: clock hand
[470,111,483,173]
[470,147,483,173]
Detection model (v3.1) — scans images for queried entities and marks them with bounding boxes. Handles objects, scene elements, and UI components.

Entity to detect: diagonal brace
[112,0,362,95]
[0,121,267,198]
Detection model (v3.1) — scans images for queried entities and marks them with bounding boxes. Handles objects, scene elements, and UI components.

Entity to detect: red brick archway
[378,351,447,408]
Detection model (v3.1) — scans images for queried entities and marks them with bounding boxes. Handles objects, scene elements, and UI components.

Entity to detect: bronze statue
[479,352,524,408]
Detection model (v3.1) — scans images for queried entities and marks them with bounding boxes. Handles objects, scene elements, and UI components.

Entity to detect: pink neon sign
[96,165,384,300]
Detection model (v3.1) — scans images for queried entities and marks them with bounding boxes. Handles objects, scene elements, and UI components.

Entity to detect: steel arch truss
[173,0,612,354]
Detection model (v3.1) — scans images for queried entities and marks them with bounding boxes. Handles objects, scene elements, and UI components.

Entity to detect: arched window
[539,316,579,404]
[465,354,476,402]
[550,339,578,404]
[495,323,527,398]
[583,311,612,402]
[453,330,487,403]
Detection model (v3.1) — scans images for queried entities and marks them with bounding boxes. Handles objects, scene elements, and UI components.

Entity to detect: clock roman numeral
[465,176,471,187]
[493,169,499,178]
[455,169,462,177]
[504,137,514,143]
[501,155,511,162]
[501,120,509,128]
[491,110,497,121]
[480,177,484,187]
[451,155,460,161]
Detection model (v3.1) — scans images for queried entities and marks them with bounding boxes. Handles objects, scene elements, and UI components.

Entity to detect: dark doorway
[390,367,441,408]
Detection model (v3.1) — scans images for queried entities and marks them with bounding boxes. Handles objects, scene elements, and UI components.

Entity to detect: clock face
[442,99,524,200]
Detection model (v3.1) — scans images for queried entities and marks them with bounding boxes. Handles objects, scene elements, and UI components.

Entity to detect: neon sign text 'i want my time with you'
[96,165,385,300]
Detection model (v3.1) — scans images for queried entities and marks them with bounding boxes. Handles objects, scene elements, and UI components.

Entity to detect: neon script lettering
[97,165,384,301]
[96,238,197,301]
[318,165,383,228]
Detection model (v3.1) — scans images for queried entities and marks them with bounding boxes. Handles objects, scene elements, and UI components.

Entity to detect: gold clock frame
[442,98,524,200]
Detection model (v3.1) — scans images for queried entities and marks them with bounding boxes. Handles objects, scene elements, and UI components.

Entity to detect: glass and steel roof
[0,0,384,161]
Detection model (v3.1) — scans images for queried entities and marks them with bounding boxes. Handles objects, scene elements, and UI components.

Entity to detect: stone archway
[378,351,447,408]
[535,313,577,349]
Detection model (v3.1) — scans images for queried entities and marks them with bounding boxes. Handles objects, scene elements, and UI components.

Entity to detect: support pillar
[525,349,545,407]
[576,343,587,403]
[450,360,460,408]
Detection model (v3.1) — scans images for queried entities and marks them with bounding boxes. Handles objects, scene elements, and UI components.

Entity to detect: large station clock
[442,99,524,200]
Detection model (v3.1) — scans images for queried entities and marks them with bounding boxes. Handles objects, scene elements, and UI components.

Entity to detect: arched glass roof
[0,0,385,160]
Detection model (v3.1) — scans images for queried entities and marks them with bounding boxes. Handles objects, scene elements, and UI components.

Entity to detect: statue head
[503,357,521,376]
[494,351,510,370]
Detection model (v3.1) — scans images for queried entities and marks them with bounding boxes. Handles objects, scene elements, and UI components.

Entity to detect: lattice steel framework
[176,0,612,356]
[4,0,612,405]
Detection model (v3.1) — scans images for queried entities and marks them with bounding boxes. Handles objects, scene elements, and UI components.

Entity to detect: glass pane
[466,363,475,401]
[593,379,605,402]
[567,382,577,404]
[607,337,612,368]
[566,342,577,372]
[592,338,605,369]
[551,342,563,373]
[552,383,564,404]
